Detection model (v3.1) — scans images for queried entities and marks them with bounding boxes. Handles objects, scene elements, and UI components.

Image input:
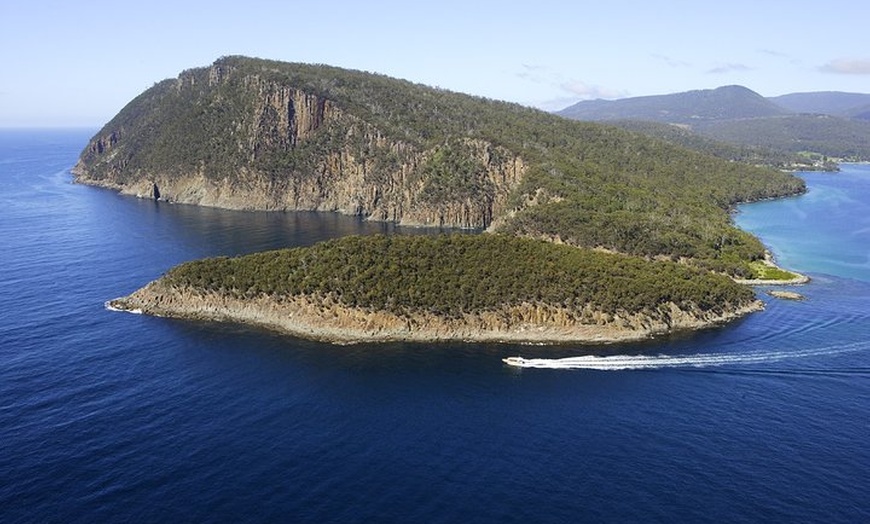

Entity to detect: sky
[1,0,869,127]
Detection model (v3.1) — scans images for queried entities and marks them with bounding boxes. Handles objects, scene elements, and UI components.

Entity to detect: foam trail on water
[510,341,868,370]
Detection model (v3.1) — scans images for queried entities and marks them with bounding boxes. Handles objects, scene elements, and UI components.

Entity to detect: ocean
[1,129,868,523]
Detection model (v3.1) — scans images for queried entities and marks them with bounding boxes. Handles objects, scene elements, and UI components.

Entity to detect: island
[108,235,762,344]
[80,56,808,343]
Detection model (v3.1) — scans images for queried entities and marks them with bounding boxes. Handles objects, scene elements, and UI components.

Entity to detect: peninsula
[84,56,806,343]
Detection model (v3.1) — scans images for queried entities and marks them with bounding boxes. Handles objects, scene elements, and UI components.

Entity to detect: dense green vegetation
[493,133,801,276]
[605,120,836,171]
[417,139,494,204]
[164,234,755,318]
[695,115,870,161]
[79,56,806,275]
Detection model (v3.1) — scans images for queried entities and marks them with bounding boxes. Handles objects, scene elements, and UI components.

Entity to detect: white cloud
[536,82,629,112]
[516,63,549,83]
[758,48,789,58]
[707,63,752,74]
[537,96,590,112]
[651,54,691,68]
[819,59,870,75]
[559,80,627,100]
[516,64,627,109]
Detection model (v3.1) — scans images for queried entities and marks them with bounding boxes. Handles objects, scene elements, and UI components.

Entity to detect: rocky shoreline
[108,280,764,345]
[735,274,810,286]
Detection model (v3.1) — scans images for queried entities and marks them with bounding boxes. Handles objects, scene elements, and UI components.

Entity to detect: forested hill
[769,91,870,119]
[76,56,803,275]
[557,85,789,123]
[557,85,870,162]
[591,120,831,171]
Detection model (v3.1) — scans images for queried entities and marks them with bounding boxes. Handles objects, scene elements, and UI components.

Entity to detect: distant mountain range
[769,91,870,119]
[557,86,870,163]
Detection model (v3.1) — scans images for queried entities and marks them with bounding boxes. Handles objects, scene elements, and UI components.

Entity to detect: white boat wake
[503,341,868,370]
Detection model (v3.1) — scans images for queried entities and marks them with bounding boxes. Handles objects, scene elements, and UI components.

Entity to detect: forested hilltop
[77,56,803,276]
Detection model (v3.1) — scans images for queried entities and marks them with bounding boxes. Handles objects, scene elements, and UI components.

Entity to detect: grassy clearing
[749,260,801,281]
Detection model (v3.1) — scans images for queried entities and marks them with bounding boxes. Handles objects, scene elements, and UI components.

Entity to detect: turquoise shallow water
[1,131,868,523]
[734,164,870,282]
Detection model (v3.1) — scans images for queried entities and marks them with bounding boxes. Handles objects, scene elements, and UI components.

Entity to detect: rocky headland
[82,57,810,343]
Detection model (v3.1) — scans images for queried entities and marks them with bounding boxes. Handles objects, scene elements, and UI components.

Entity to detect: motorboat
[502,356,526,366]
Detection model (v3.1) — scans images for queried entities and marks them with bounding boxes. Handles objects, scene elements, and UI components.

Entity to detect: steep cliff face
[74,60,526,229]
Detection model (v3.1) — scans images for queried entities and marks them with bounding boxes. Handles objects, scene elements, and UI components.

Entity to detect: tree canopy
[164,234,756,319]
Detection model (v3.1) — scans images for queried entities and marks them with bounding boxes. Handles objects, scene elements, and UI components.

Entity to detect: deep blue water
[1,129,868,523]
